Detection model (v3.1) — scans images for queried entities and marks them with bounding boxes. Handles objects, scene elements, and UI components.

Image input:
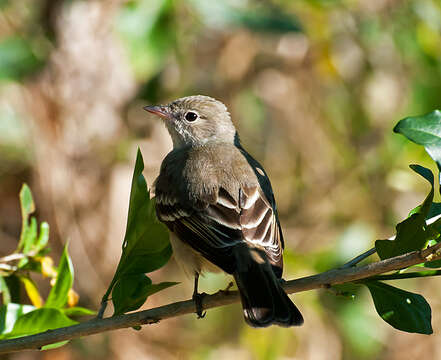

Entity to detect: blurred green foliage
[116,0,177,81]
[0,36,44,81]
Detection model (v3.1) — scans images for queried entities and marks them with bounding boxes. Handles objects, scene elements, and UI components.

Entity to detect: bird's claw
[193,292,207,318]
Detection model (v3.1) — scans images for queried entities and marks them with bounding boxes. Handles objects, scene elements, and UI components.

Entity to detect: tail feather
[233,245,303,328]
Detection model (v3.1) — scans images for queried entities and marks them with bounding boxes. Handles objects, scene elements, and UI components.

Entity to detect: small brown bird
[144,95,303,327]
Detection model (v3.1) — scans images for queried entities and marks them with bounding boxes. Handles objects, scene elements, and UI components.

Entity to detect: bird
[144,95,303,327]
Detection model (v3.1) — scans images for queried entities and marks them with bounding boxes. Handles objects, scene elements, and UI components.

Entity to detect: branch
[1,242,441,354]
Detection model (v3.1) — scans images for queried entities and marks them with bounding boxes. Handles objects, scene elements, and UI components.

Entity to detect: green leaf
[394,110,441,172]
[19,184,34,220]
[375,165,436,259]
[0,303,35,335]
[41,341,70,351]
[423,259,441,268]
[0,276,10,304]
[35,222,50,254]
[17,217,37,268]
[20,276,43,308]
[17,257,43,273]
[18,184,35,252]
[45,244,74,309]
[118,243,172,277]
[62,307,96,317]
[410,164,434,184]
[1,308,77,339]
[427,202,441,220]
[23,216,37,253]
[112,274,152,316]
[364,281,432,334]
[17,185,50,268]
[141,281,178,298]
[102,149,172,304]
[112,273,177,315]
[5,275,20,303]
[0,36,44,81]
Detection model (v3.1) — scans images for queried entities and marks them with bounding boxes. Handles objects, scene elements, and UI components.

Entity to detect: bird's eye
[185,111,198,122]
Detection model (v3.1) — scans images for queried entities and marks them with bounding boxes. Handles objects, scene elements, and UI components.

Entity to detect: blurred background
[1,0,441,359]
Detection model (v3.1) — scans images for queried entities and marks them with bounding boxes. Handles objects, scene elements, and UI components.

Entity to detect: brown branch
[1,242,441,354]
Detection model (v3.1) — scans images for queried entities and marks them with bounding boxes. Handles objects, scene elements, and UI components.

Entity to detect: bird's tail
[233,245,303,328]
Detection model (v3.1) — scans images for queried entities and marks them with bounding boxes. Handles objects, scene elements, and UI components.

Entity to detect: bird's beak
[143,105,170,119]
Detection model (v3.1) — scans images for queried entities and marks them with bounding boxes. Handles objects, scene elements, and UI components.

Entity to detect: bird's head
[144,95,236,148]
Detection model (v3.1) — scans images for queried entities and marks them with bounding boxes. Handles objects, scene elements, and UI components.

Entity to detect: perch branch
[1,242,441,354]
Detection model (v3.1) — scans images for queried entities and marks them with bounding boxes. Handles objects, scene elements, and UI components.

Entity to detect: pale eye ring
[185,111,198,122]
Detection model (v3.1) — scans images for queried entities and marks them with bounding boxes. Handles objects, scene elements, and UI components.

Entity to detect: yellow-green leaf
[45,244,73,309]
[20,276,43,308]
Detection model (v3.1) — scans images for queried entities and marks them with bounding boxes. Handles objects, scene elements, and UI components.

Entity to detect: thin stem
[0,264,17,272]
[96,300,108,320]
[0,253,26,263]
[340,247,377,269]
[365,269,441,281]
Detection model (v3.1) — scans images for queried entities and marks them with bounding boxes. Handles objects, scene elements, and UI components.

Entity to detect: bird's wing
[239,185,283,271]
[156,184,283,275]
[237,146,285,250]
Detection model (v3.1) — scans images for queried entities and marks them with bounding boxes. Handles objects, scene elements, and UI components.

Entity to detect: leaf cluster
[336,110,441,335]
[99,149,177,318]
[0,185,94,350]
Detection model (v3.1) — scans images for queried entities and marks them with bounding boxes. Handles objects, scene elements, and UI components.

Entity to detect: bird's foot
[192,292,207,319]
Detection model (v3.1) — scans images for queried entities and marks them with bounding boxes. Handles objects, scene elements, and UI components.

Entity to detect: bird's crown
[145,95,236,149]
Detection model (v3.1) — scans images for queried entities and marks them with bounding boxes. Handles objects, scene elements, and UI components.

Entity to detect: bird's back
[155,142,259,208]
[155,141,285,276]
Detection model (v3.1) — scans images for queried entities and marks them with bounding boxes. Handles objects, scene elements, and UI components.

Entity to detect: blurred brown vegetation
[1,0,441,359]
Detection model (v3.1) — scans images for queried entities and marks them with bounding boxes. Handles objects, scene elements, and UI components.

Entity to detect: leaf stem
[365,270,441,281]
[0,253,27,263]
[340,247,377,268]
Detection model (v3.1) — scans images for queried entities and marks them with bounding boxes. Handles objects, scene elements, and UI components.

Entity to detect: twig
[340,247,377,268]
[1,242,441,354]
[0,264,17,272]
[0,253,27,263]
[96,300,107,319]
[366,269,441,281]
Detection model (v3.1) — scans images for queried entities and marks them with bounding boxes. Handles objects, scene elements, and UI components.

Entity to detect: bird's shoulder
[155,142,259,206]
